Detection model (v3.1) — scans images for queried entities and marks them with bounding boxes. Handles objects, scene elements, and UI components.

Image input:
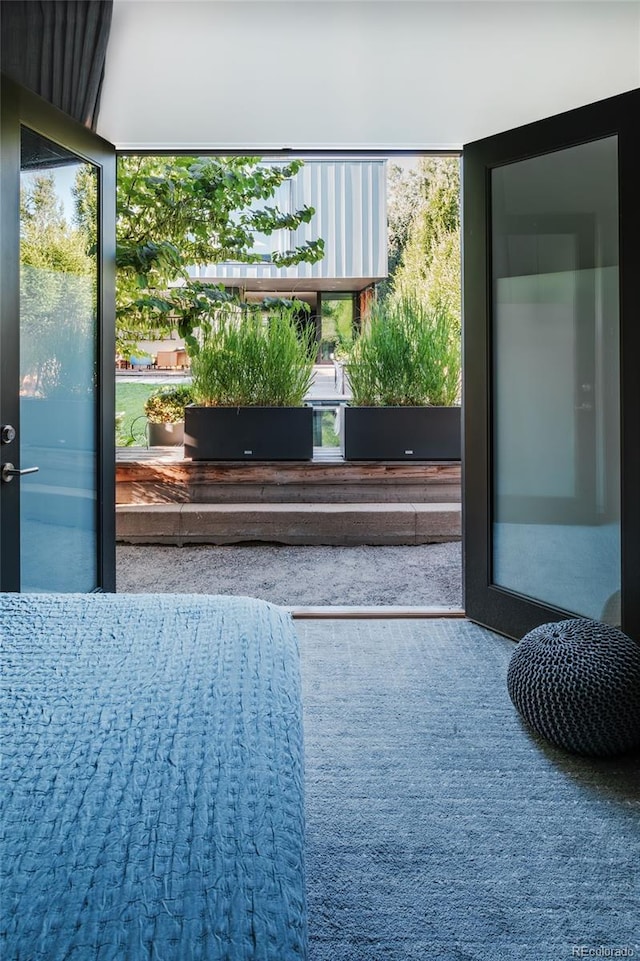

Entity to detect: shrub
[346,296,460,407]
[143,384,194,423]
[191,308,315,407]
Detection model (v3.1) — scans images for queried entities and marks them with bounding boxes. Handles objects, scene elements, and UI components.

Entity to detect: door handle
[2,462,39,483]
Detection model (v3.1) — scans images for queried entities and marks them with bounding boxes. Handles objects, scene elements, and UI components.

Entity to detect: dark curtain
[0,0,113,129]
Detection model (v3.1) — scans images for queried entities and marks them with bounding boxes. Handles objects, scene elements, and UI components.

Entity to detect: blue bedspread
[0,593,306,961]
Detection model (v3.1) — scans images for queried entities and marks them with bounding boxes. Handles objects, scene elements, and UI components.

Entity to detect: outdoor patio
[116,362,462,545]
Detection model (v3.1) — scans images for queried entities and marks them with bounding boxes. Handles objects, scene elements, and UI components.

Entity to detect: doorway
[3,80,637,629]
[114,151,464,611]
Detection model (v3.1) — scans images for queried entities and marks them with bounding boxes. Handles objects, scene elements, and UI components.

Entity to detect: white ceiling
[99,1,640,150]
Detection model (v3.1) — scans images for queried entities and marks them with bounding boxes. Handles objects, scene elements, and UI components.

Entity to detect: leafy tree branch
[116,156,325,352]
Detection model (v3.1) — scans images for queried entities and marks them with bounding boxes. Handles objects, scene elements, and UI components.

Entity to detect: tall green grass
[191,308,315,407]
[346,296,460,407]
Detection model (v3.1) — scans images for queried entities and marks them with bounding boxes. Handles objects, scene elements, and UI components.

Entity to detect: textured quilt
[0,592,306,961]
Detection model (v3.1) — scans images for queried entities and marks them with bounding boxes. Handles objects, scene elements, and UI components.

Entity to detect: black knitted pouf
[507,618,640,757]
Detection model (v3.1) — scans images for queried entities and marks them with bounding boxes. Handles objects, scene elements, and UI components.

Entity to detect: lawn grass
[115,383,158,446]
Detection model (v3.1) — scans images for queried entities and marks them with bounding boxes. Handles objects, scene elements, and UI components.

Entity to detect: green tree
[392,157,461,331]
[381,161,431,297]
[116,156,325,353]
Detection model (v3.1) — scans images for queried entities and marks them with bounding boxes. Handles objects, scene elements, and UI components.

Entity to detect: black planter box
[184,405,313,461]
[341,405,461,460]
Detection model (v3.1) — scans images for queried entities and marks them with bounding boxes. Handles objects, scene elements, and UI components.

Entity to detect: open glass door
[0,77,116,591]
[463,89,640,641]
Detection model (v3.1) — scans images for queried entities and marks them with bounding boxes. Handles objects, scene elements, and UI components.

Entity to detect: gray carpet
[117,542,462,607]
[296,618,640,961]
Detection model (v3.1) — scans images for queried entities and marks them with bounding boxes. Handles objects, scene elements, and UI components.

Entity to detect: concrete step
[116,502,461,546]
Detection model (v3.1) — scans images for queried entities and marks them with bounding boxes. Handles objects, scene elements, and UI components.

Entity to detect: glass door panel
[1,77,115,593]
[463,88,639,640]
[19,128,99,591]
[491,137,620,623]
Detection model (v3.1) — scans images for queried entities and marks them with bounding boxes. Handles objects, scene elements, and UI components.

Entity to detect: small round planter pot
[341,405,461,461]
[147,421,184,447]
[184,406,313,461]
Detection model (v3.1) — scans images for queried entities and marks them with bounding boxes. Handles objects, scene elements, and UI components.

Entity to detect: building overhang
[197,276,383,294]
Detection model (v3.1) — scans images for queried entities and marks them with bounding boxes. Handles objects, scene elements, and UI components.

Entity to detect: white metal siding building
[189,159,388,294]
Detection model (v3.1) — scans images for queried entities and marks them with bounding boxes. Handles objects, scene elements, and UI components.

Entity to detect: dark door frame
[463,87,640,640]
[0,75,116,591]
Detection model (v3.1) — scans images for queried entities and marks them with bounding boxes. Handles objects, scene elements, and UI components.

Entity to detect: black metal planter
[184,406,314,461]
[341,405,461,461]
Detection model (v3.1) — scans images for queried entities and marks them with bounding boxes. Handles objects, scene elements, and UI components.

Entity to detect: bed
[0,592,307,960]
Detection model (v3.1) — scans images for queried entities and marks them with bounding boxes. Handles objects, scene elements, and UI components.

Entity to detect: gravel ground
[117,542,462,607]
